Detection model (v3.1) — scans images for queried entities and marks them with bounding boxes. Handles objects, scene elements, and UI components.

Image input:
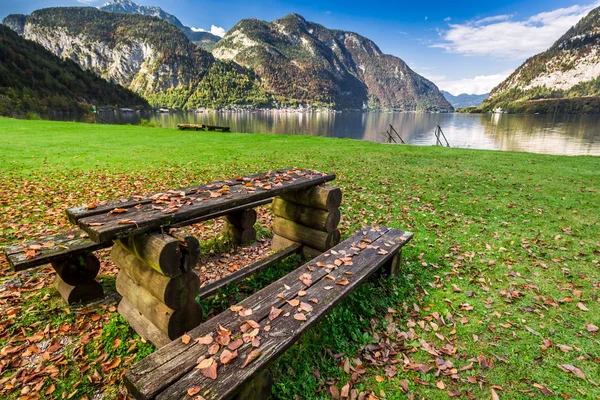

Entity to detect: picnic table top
[68,169,335,243]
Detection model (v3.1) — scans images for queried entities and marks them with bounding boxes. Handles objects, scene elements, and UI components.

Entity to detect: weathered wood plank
[79,170,335,243]
[2,230,109,272]
[153,228,413,400]
[124,227,414,399]
[197,243,302,300]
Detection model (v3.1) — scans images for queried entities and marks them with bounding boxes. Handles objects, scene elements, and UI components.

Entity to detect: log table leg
[51,253,104,304]
[225,209,257,245]
[384,250,402,278]
[113,232,202,347]
[271,185,342,258]
[233,369,273,400]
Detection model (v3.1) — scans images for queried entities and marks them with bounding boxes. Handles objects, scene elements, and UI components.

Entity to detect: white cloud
[78,0,98,4]
[191,25,226,37]
[420,70,513,95]
[432,2,600,59]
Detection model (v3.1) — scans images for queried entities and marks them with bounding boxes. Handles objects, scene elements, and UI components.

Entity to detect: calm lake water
[66,111,600,156]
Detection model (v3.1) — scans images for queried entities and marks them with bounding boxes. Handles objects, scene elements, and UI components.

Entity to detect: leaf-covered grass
[0,118,598,399]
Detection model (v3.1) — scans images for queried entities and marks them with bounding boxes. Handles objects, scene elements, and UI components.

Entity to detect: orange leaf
[241,349,262,368]
[181,333,191,344]
[294,313,307,321]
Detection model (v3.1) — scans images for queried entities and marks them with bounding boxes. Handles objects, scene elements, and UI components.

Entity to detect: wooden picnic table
[3,168,344,348]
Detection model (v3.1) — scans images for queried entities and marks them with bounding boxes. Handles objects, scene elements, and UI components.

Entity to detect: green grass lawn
[0,117,598,399]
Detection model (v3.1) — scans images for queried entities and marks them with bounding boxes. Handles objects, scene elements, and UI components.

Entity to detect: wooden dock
[177,124,230,132]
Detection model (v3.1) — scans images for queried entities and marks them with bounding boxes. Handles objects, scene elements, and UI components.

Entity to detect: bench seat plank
[124,226,413,399]
[2,230,110,272]
[79,169,335,243]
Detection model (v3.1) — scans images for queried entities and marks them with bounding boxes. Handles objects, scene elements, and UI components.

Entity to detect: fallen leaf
[491,387,499,400]
[187,386,201,396]
[181,333,191,344]
[269,307,283,321]
[195,335,213,345]
[336,278,350,286]
[558,364,586,380]
[294,313,307,321]
[220,349,238,364]
[300,302,313,312]
[109,208,128,214]
[241,349,262,368]
[228,339,243,351]
[533,383,554,396]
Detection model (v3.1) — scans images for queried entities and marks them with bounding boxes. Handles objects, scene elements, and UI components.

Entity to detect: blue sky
[2,0,599,94]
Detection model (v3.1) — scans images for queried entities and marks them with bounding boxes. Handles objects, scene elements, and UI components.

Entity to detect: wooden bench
[124,225,413,400]
[177,124,231,132]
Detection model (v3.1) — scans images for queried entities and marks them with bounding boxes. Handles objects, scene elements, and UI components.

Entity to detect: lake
[71,111,600,156]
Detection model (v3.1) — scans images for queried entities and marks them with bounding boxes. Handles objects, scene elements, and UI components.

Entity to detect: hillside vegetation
[213,14,452,111]
[6,7,271,110]
[482,6,600,113]
[0,25,147,117]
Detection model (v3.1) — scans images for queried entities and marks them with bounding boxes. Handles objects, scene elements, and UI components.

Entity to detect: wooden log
[382,250,402,278]
[271,198,340,232]
[225,209,257,230]
[168,229,200,272]
[51,253,100,286]
[278,185,342,212]
[116,271,203,339]
[225,224,257,244]
[232,369,273,400]
[272,217,340,252]
[111,245,199,309]
[119,297,171,348]
[53,276,104,304]
[116,233,181,277]
[302,246,322,259]
[271,234,299,252]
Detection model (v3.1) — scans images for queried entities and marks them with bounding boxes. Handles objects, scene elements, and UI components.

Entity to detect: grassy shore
[0,118,598,399]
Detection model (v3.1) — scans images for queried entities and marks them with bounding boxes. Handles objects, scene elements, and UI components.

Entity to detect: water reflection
[50,111,600,156]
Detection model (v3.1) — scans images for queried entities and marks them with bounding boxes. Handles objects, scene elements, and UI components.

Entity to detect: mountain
[0,24,148,117]
[99,0,220,51]
[483,5,600,113]
[441,91,488,108]
[212,14,452,111]
[2,7,271,110]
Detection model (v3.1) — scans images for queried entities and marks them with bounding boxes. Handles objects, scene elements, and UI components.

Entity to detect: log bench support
[52,253,104,304]
[224,209,257,245]
[271,185,342,258]
[112,231,202,348]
